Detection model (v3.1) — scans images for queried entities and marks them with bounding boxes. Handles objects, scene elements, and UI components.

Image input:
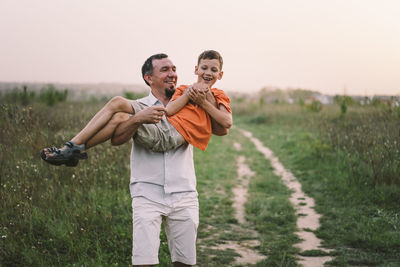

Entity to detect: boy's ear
[218,71,224,80]
[194,65,199,75]
[144,74,152,85]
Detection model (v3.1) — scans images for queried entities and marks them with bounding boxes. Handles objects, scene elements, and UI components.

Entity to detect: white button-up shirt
[129,93,197,206]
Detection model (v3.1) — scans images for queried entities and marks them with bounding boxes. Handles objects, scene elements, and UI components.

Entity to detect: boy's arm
[206,92,232,136]
[188,88,232,136]
[111,106,166,146]
[165,89,190,116]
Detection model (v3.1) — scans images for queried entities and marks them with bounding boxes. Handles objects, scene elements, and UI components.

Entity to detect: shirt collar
[138,91,162,106]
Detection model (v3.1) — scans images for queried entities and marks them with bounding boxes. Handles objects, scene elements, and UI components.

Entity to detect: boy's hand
[135,106,166,124]
[188,86,207,106]
[192,82,210,93]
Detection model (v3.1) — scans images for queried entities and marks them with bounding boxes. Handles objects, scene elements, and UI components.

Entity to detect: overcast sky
[1,0,399,95]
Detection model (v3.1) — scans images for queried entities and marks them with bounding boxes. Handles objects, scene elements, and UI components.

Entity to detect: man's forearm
[111,105,166,145]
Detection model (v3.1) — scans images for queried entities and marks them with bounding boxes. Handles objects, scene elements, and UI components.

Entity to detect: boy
[41,50,232,166]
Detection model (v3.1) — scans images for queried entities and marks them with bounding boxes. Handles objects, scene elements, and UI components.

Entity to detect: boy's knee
[109,96,126,110]
[111,112,130,124]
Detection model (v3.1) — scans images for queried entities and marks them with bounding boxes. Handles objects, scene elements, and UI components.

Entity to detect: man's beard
[165,86,176,99]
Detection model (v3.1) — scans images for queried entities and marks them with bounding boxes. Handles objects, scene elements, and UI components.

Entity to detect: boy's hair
[197,50,223,70]
[142,53,169,86]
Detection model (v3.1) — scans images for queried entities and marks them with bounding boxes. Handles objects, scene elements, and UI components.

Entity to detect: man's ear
[194,65,199,75]
[218,71,224,80]
[144,74,152,85]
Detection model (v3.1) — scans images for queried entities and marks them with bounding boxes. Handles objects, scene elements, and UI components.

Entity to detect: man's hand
[111,106,166,146]
[135,106,166,124]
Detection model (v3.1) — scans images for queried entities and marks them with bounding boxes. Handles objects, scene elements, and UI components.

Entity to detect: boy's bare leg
[71,96,134,146]
[85,112,130,149]
[44,96,133,156]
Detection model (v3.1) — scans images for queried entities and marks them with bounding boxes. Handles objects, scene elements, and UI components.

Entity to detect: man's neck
[151,90,170,106]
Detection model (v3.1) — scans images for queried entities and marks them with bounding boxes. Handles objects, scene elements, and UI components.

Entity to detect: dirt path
[239,128,333,267]
[208,142,267,266]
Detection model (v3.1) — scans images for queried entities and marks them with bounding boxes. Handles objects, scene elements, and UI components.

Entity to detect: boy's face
[195,58,223,87]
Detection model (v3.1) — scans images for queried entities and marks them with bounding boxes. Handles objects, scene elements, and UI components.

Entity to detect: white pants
[131,194,199,265]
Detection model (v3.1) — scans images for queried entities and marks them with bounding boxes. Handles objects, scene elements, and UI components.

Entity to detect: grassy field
[1,91,400,266]
[233,100,400,266]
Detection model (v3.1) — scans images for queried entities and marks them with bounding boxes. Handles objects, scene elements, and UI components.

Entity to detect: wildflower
[1,235,6,239]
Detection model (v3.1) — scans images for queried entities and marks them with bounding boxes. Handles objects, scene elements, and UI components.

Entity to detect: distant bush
[340,100,347,118]
[371,97,383,107]
[0,84,68,106]
[0,85,36,105]
[306,100,322,112]
[39,84,68,106]
[20,85,36,105]
[334,95,354,118]
[334,95,354,106]
[258,97,265,108]
[123,91,146,100]
[247,114,270,124]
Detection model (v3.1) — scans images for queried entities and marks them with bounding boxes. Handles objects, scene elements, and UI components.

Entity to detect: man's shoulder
[135,93,158,107]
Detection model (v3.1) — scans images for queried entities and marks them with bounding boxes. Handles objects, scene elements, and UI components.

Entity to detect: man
[111,53,231,266]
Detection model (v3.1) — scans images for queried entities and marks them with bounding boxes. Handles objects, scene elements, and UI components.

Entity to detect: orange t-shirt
[167,85,231,151]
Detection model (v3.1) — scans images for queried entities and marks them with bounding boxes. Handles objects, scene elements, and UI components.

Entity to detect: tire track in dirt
[239,128,333,267]
[204,141,267,266]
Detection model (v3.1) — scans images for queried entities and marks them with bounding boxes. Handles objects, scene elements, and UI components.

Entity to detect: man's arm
[111,106,166,146]
[187,88,232,136]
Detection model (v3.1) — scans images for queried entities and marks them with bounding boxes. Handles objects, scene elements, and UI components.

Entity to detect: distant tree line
[0,84,68,106]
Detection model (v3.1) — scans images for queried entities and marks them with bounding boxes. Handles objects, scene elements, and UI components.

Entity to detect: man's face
[149,57,177,98]
[195,58,223,87]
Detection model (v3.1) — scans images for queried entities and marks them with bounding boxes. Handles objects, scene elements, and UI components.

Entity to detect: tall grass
[0,101,133,265]
[321,106,400,186]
